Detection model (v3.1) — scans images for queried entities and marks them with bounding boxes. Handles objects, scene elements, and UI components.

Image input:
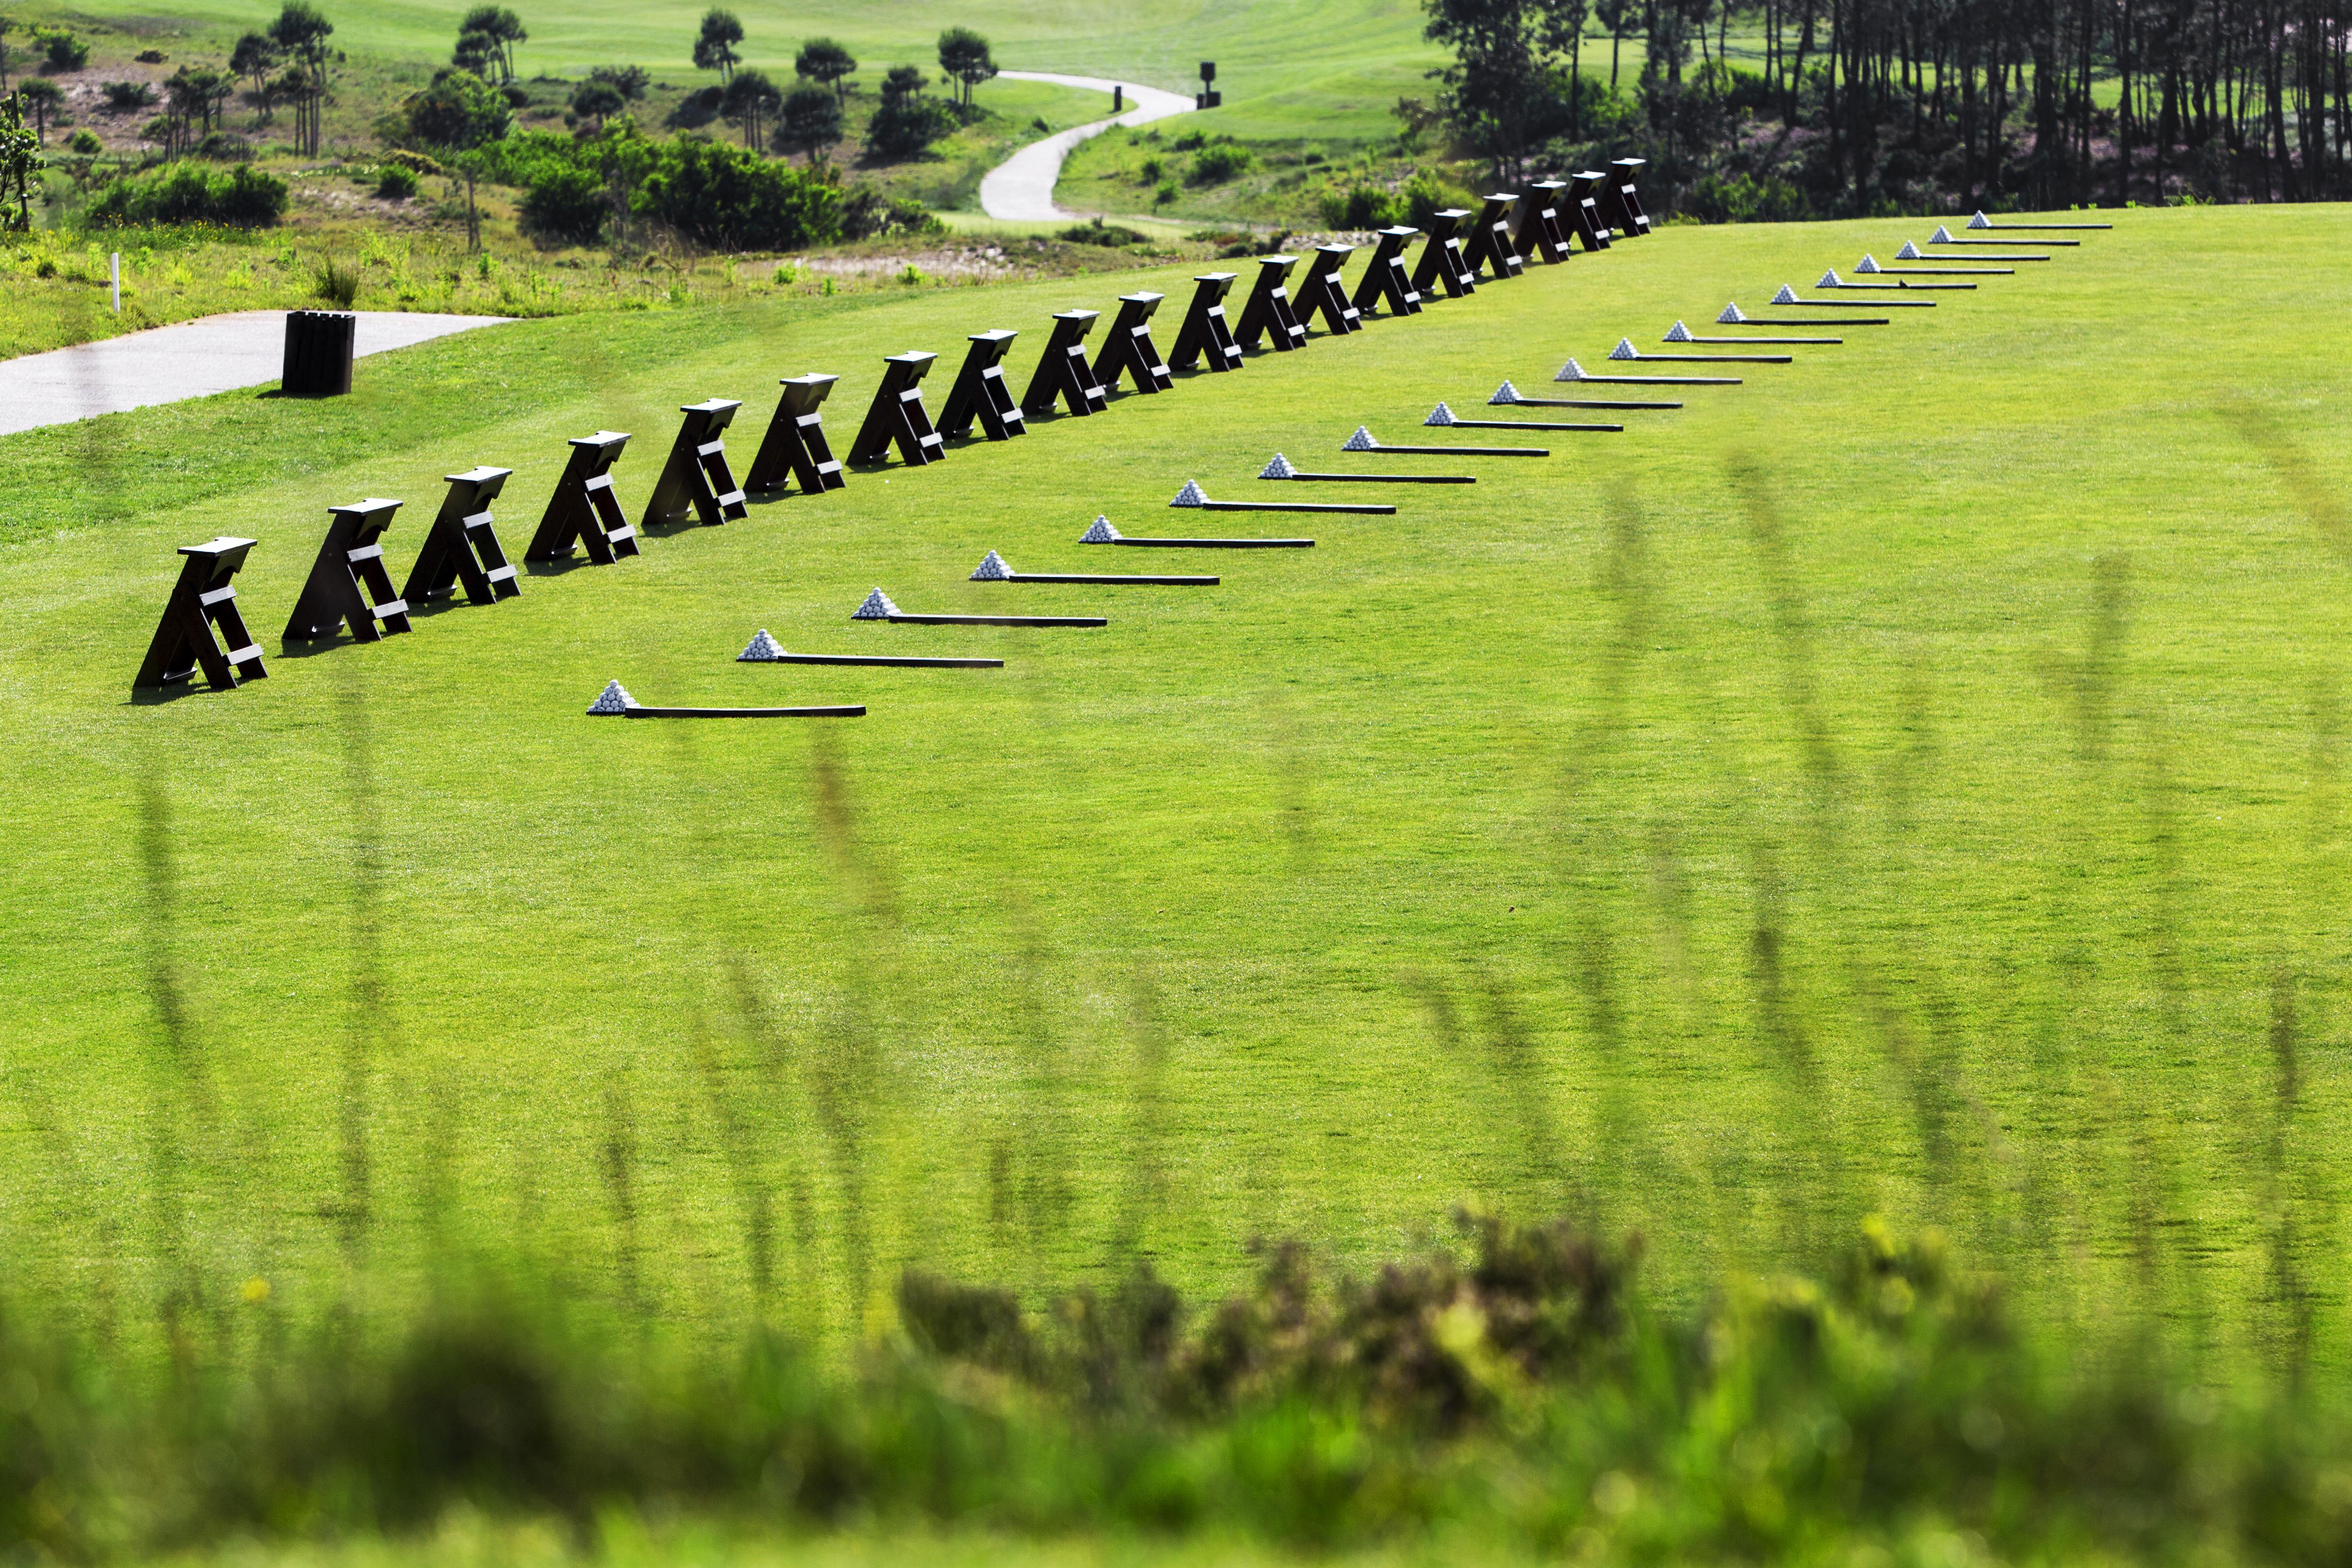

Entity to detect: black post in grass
[1340,424,1547,458]
[1461,193,1524,280]
[848,353,947,466]
[283,498,411,645]
[1020,310,1110,416]
[745,374,848,495]
[587,679,864,719]
[1600,157,1652,236]
[1487,379,1681,411]
[134,537,267,691]
[1175,478,1394,514]
[526,432,639,563]
[1079,514,1312,549]
[1259,451,1474,484]
[937,331,1028,440]
[971,549,1216,587]
[401,466,520,608]
[1409,209,1479,298]
[1425,402,1620,433]
[1297,246,1362,334]
[1563,172,1613,250]
[738,628,1002,668]
[1232,256,1309,352]
[851,587,1106,627]
[1168,272,1246,370]
[642,400,750,529]
[1511,180,1574,264]
[1092,293,1175,392]
[1348,227,1424,318]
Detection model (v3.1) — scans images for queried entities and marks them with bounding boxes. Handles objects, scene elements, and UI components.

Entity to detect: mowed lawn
[5,206,2352,1355]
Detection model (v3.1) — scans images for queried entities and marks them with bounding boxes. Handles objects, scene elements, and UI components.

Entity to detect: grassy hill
[3,205,2350,1372]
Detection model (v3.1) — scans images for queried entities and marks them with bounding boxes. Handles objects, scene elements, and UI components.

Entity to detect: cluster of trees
[1423,0,2352,219]
[663,16,994,164]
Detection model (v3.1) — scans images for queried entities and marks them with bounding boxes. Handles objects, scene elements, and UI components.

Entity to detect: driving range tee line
[1929,224,2076,248]
[1557,357,1741,387]
[1080,516,1312,549]
[587,679,864,719]
[1425,402,1621,433]
[1770,283,1935,309]
[1965,209,2110,231]
[1718,303,1886,327]
[738,628,1002,668]
[1176,478,1394,514]
[1896,239,2044,263]
[1817,270,1974,291]
[1609,335,1791,366]
[852,587,1105,627]
[1342,425,1547,458]
[1665,320,1839,345]
[1853,253,2011,277]
[1259,452,1473,484]
[971,550,1216,587]
[1490,380,1682,410]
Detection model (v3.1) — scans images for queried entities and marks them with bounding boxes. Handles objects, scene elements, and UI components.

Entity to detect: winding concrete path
[979,72,1198,221]
[0,310,514,438]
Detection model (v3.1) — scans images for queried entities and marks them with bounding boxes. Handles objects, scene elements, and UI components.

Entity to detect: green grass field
[7,204,2352,1376]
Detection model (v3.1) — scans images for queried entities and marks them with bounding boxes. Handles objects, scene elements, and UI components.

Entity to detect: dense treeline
[1426,0,2352,218]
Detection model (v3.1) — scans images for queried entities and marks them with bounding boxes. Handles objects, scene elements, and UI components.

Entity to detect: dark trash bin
[281,310,355,397]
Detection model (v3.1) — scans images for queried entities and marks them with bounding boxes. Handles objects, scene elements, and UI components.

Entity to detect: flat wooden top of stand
[570,429,630,451]
[181,536,258,558]
[681,397,740,415]
[444,465,514,485]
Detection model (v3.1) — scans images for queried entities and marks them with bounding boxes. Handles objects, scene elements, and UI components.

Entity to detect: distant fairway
[5,207,2352,1362]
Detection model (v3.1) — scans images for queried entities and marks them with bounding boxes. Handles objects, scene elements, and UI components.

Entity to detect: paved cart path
[979,72,1197,222]
[0,311,515,438]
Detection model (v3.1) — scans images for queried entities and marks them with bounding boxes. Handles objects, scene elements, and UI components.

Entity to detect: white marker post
[110,253,121,315]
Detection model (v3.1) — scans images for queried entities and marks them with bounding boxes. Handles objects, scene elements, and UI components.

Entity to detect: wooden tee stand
[1297,246,1361,334]
[1021,311,1109,416]
[1233,256,1308,351]
[1092,293,1175,393]
[1600,158,1653,237]
[1168,273,1245,371]
[1512,180,1574,264]
[938,331,1028,440]
[1461,194,1524,280]
[134,537,267,691]
[643,399,749,528]
[1349,227,1424,317]
[1410,209,1479,298]
[745,374,847,495]
[1564,172,1613,250]
[282,498,410,645]
[527,432,639,564]
[850,352,947,466]
[402,466,520,607]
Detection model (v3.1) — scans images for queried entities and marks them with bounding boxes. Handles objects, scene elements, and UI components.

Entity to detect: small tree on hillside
[452,28,499,77]
[776,82,840,160]
[16,73,57,141]
[720,66,779,150]
[795,37,855,104]
[570,77,624,130]
[459,6,525,82]
[229,31,278,122]
[692,9,742,85]
[267,1,333,156]
[935,27,993,112]
[0,88,43,229]
[589,63,648,99]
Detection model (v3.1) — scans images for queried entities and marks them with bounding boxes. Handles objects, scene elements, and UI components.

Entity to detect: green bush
[314,256,360,306]
[66,129,102,155]
[405,66,513,150]
[635,136,841,250]
[85,163,289,226]
[38,30,89,71]
[100,80,154,111]
[1057,220,1147,246]
[838,185,943,240]
[1318,184,1397,228]
[374,165,420,200]
[1188,142,1251,184]
[866,90,955,159]
[519,164,607,244]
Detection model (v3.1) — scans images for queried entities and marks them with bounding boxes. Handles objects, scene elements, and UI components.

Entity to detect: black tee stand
[282,498,410,645]
[1409,210,1479,298]
[1462,194,1525,280]
[527,432,639,564]
[643,400,749,529]
[1020,311,1109,417]
[938,331,1028,440]
[1233,255,1309,351]
[1349,227,1424,317]
[1565,172,1613,250]
[1512,181,1574,264]
[850,352,947,466]
[134,537,267,691]
[402,466,520,608]
[1092,293,1175,393]
[1168,273,1245,371]
[746,375,847,495]
[1602,158,1653,237]
[1298,245,1361,334]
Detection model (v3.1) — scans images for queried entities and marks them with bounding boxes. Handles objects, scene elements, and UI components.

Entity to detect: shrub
[135,48,168,64]
[588,64,649,99]
[665,85,723,129]
[382,147,444,178]
[520,164,606,244]
[1188,143,1251,185]
[86,162,289,226]
[1153,180,1177,207]
[1398,167,1467,227]
[833,184,941,240]
[1057,220,1147,246]
[101,81,156,111]
[866,90,954,159]
[1137,157,1164,183]
[1687,170,1810,223]
[636,136,842,250]
[314,257,360,306]
[405,66,513,150]
[374,164,420,200]
[39,31,90,72]
[67,129,102,155]
[1318,184,1397,228]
